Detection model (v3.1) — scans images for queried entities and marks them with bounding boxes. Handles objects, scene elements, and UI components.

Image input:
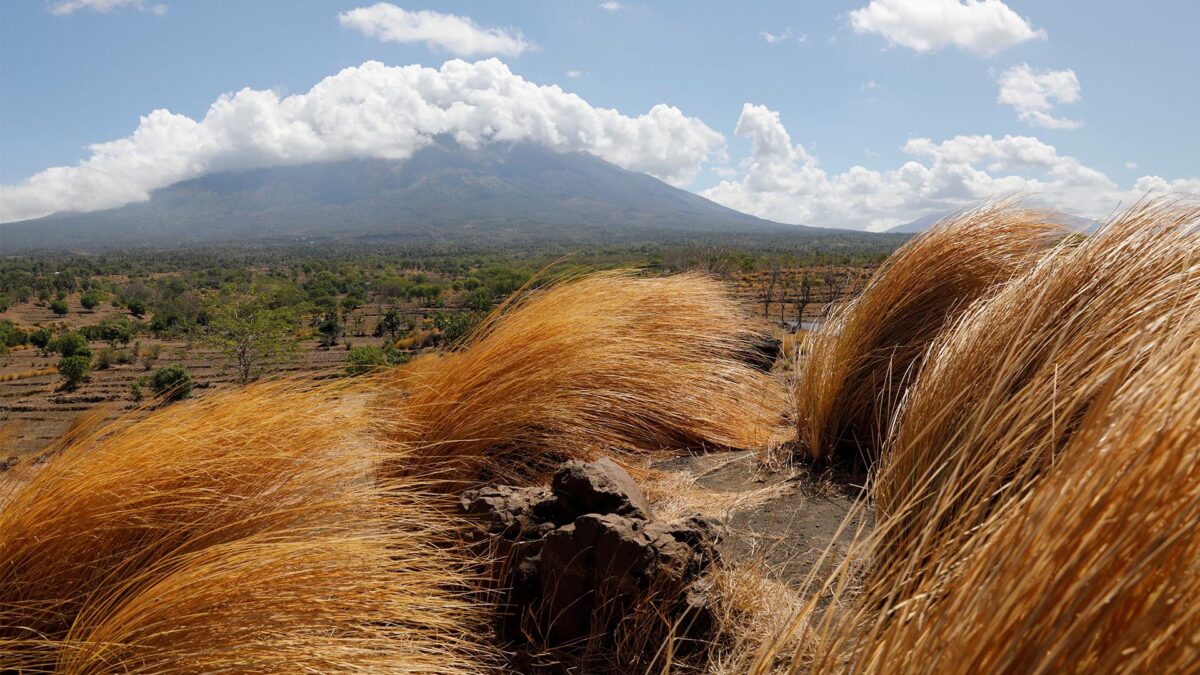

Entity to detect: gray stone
[551,457,652,520]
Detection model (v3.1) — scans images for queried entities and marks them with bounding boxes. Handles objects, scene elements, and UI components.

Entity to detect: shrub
[95,346,115,370]
[126,298,147,317]
[49,299,69,316]
[345,345,409,376]
[54,331,91,359]
[80,290,104,310]
[150,364,193,402]
[29,327,53,355]
[129,378,145,402]
[139,343,161,371]
[57,355,91,389]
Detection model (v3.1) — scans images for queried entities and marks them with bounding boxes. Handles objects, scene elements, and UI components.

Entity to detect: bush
[344,345,409,376]
[0,321,28,350]
[54,331,91,360]
[49,300,69,316]
[57,355,91,389]
[139,343,161,371]
[80,290,104,310]
[150,364,193,402]
[30,327,54,355]
[95,346,115,370]
[129,378,146,402]
[126,299,146,317]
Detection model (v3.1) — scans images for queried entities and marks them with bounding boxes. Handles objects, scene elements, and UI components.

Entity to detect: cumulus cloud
[702,103,1199,231]
[0,59,725,223]
[338,3,532,56]
[849,0,1046,56]
[49,0,165,15]
[997,63,1082,129]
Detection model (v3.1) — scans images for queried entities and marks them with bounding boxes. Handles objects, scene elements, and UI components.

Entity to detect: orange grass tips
[0,379,494,673]
[816,321,1200,675]
[876,199,1200,584]
[384,271,790,485]
[793,202,1066,466]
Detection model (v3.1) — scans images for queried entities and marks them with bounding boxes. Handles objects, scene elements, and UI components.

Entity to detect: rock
[460,458,723,660]
[460,484,563,540]
[0,456,17,473]
[551,457,651,520]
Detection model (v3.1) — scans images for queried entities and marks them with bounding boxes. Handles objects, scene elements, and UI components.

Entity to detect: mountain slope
[2,141,811,251]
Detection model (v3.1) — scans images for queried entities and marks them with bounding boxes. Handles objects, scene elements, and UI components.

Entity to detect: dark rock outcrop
[461,458,723,662]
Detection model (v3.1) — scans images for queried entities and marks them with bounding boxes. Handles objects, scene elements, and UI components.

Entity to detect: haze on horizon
[1,0,1197,232]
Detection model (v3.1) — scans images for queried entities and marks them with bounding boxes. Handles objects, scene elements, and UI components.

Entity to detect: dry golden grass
[793,204,1064,466]
[744,199,1200,674]
[851,319,1200,673]
[0,366,56,383]
[877,199,1200,582]
[383,271,789,485]
[0,379,492,673]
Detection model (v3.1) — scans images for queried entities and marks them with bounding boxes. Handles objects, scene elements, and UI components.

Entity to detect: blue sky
[1,0,1197,230]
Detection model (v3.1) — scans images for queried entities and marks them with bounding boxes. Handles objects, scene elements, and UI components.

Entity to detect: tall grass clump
[793,204,1064,466]
[0,380,491,673]
[849,323,1200,674]
[384,272,789,484]
[877,199,1200,581]
[768,317,1200,674]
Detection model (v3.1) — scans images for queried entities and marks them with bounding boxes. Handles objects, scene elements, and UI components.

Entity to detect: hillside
[1,141,825,251]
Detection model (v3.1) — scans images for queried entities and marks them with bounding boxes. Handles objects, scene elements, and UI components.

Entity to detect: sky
[1,0,1197,231]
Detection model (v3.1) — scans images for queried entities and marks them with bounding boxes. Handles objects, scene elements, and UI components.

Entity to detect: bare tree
[760,263,781,318]
[795,272,812,325]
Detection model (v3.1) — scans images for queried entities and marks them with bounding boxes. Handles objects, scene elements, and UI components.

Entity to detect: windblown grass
[0,379,491,673]
[793,204,1064,466]
[877,199,1200,581]
[744,199,1200,674]
[384,271,789,485]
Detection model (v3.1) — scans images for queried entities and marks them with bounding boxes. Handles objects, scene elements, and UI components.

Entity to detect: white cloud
[849,0,1046,57]
[338,3,532,57]
[997,63,1082,129]
[565,70,584,78]
[599,2,623,11]
[861,80,880,91]
[0,59,725,223]
[49,0,166,15]
[1126,161,1139,170]
[797,33,808,44]
[760,28,792,44]
[702,103,1199,231]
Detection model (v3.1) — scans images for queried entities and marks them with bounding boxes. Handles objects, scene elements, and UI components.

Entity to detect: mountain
[887,210,1100,234]
[1,140,821,251]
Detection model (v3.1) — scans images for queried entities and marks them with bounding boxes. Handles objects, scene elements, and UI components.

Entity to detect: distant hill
[1,140,836,251]
[887,210,1100,234]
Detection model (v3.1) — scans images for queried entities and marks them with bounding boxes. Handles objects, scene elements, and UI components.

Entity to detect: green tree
[57,355,91,389]
[54,331,92,359]
[150,364,193,402]
[49,299,69,316]
[127,299,147,317]
[202,301,300,383]
[344,344,409,376]
[80,290,104,310]
[29,327,54,356]
[316,310,342,349]
[374,308,408,340]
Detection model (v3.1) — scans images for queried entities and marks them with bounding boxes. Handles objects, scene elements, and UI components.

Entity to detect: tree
[30,327,54,356]
[150,364,193,402]
[795,273,813,326]
[759,263,781,318]
[80,290,104,310]
[54,331,91,360]
[49,299,69,316]
[316,310,342,349]
[201,302,300,384]
[127,299,147,317]
[374,308,410,340]
[57,355,90,389]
